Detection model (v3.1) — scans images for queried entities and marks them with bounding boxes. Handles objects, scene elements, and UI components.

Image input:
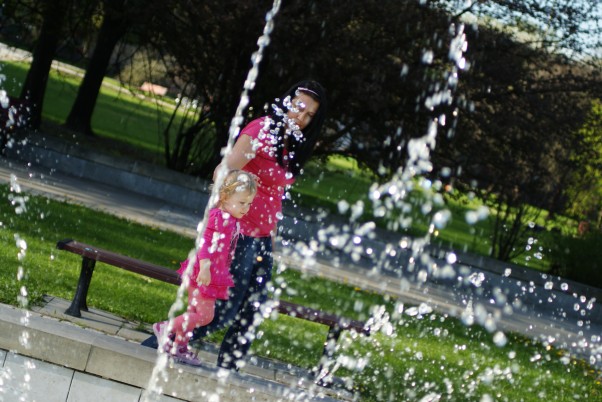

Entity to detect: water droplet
[338,200,350,214]
[446,252,457,264]
[469,272,485,287]
[493,331,507,347]
[433,209,451,229]
[0,89,9,108]
[422,49,434,64]
[437,265,456,280]
[465,211,478,224]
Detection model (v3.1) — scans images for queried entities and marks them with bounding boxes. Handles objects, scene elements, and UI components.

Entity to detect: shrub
[548,230,602,288]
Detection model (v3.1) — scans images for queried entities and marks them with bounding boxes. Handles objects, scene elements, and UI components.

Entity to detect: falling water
[273,18,601,400]
[141,1,282,400]
[291,22,472,393]
[0,169,34,401]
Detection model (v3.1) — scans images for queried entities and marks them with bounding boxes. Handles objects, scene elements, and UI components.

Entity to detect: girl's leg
[171,293,215,347]
[191,236,257,340]
[159,293,213,367]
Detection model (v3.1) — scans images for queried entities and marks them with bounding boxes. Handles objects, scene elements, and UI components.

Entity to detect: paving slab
[3,353,74,402]
[0,300,354,402]
[32,296,129,336]
[86,335,158,389]
[0,306,93,371]
[68,371,142,402]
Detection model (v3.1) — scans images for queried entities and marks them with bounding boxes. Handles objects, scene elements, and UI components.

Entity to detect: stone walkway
[0,296,353,401]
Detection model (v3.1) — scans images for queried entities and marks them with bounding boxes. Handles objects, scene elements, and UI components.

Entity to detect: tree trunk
[19,1,69,129]
[65,1,129,135]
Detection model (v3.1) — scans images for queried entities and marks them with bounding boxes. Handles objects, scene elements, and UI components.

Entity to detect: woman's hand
[196,259,211,285]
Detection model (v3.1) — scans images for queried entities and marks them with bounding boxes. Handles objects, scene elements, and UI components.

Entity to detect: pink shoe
[152,321,166,339]
[170,345,203,367]
[153,321,175,353]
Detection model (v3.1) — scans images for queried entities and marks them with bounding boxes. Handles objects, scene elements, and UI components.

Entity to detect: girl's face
[221,190,255,219]
[286,92,320,131]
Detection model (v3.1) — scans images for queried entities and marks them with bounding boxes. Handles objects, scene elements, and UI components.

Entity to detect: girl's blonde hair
[217,170,257,206]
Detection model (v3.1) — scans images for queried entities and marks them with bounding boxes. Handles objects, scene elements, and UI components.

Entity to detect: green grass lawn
[1,61,183,162]
[296,159,500,255]
[1,184,600,401]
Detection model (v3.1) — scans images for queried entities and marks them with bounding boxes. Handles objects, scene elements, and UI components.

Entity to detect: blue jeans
[191,235,273,369]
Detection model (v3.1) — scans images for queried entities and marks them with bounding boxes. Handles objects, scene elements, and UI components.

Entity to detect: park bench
[56,239,370,376]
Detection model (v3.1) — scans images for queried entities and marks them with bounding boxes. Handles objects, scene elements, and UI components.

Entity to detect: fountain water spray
[142,1,282,400]
[0,171,34,401]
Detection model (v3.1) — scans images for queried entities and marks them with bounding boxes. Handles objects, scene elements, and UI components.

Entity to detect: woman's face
[286,92,320,131]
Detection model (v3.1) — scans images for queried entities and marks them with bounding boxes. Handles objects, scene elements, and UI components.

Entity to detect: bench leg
[65,257,96,317]
[314,327,342,383]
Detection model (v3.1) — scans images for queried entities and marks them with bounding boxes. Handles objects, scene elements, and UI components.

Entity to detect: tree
[4,0,100,130]
[143,0,272,175]
[255,0,455,175]
[434,9,601,260]
[19,0,71,129]
[564,99,602,229]
[0,0,43,47]
[65,0,139,136]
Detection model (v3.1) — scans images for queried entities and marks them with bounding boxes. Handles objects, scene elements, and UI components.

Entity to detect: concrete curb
[0,301,352,402]
[7,132,211,213]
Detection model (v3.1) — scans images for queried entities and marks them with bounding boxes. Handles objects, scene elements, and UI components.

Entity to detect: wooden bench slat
[277,300,369,334]
[57,239,181,285]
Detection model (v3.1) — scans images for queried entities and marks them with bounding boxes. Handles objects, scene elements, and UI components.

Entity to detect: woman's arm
[213,134,254,180]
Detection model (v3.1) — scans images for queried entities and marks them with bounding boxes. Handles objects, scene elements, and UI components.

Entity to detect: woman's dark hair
[270,80,327,177]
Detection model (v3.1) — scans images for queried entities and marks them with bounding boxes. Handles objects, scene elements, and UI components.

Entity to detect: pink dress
[177,208,238,300]
[238,117,296,237]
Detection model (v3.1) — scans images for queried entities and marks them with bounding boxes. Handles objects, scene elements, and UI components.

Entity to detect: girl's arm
[213,134,254,180]
[196,259,211,285]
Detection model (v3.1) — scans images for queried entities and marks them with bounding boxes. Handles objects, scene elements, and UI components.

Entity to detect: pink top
[177,208,238,300]
[239,117,295,237]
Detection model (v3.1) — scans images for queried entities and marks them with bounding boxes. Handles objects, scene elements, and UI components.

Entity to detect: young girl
[152,170,257,365]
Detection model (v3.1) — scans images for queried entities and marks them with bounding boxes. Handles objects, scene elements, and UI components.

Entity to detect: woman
[193,79,327,370]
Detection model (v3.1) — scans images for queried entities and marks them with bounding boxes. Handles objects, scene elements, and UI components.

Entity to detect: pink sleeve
[196,209,236,264]
[178,210,233,281]
[197,209,221,260]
